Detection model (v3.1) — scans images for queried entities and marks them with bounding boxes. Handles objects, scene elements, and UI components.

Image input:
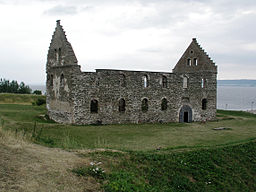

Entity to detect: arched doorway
[179,105,192,123]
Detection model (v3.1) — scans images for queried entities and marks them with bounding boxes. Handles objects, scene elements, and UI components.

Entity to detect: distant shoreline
[218,80,256,87]
[30,79,256,89]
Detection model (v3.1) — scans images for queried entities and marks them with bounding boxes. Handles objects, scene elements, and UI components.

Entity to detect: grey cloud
[1,0,256,83]
[214,50,256,72]
[227,15,256,42]
[44,5,78,16]
[116,0,256,30]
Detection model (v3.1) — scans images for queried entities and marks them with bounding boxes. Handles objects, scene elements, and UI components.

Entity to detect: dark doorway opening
[184,112,189,122]
[179,105,192,123]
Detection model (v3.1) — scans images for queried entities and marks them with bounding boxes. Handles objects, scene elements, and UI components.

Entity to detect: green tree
[33,90,42,95]
[0,78,31,94]
[10,80,19,93]
[18,82,31,94]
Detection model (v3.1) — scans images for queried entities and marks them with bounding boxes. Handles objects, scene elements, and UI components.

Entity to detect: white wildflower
[90,162,94,166]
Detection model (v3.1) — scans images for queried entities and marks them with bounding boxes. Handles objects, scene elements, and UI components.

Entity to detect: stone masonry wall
[69,68,216,125]
[46,21,217,125]
[71,70,180,124]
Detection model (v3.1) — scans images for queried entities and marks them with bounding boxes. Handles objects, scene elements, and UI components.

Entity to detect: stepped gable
[173,38,217,73]
[46,21,217,124]
[46,20,77,70]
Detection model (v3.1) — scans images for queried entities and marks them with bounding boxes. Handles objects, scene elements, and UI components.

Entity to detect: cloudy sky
[0,0,255,84]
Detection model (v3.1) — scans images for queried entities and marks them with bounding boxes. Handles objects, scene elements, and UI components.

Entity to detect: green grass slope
[0,104,256,150]
[0,93,45,105]
[78,141,255,192]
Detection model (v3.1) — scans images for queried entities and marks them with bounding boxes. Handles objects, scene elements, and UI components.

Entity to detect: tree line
[0,78,41,95]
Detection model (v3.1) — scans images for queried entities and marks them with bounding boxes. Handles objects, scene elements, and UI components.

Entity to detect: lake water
[30,85,256,111]
[217,86,256,111]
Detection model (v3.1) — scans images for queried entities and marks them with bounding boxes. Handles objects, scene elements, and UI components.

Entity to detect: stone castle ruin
[46,20,217,125]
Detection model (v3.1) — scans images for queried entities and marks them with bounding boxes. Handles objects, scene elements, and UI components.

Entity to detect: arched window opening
[183,76,188,89]
[187,58,191,66]
[119,98,126,112]
[90,100,98,113]
[202,99,207,110]
[193,58,198,66]
[120,74,126,87]
[58,48,61,57]
[54,49,58,62]
[50,74,53,86]
[162,76,167,88]
[161,98,168,111]
[60,74,64,86]
[143,75,148,88]
[58,48,62,63]
[141,98,148,112]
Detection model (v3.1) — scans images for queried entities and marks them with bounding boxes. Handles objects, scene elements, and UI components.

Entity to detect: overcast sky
[0,0,255,84]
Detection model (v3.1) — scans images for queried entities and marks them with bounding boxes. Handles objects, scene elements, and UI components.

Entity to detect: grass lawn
[0,103,255,151]
[0,93,45,105]
[0,100,255,192]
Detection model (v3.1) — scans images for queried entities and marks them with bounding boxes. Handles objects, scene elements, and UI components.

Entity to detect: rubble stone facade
[46,20,217,125]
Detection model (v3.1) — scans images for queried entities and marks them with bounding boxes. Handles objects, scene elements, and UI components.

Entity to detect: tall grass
[0,117,27,145]
[0,93,45,105]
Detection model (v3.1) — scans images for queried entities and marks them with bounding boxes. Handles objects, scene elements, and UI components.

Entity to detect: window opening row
[182,77,207,89]
[49,74,65,87]
[187,58,198,66]
[120,75,168,88]
[90,98,169,114]
[91,98,207,113]
[49,73,206,90]
[50,73,168,88]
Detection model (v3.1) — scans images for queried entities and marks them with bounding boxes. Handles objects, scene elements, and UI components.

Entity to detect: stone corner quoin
[46,20,217,125]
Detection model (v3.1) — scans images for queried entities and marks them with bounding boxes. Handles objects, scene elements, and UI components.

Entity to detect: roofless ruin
[46,20,217,124]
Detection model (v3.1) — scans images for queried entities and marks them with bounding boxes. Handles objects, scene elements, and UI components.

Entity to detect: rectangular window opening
[187,59,191,66]
[193,58,197,66]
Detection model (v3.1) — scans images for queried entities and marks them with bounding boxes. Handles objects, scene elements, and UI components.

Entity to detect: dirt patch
[187,175,196,183]
[0,133,102,192]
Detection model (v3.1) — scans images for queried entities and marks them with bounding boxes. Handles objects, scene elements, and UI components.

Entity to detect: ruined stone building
[46,20,217,125]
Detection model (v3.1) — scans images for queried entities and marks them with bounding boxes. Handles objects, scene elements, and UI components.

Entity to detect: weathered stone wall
[46,21,217,125]
[71,70,181,124]
[69,68,216,125]
[46,65,80,124]
[46,20,80,124]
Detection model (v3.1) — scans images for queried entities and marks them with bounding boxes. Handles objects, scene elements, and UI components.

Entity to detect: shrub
[33,98,46,106]
[33,90,42,95]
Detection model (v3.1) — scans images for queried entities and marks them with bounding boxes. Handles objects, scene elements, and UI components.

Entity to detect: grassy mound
[75,141,256,192]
